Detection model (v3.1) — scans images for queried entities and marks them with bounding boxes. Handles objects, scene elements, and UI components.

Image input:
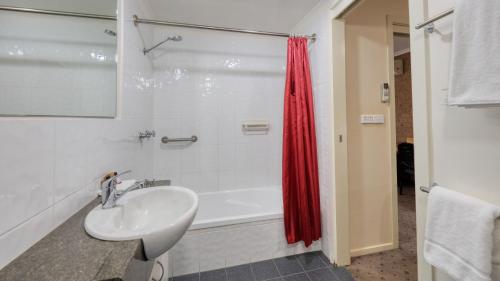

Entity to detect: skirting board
[350,242,395,257]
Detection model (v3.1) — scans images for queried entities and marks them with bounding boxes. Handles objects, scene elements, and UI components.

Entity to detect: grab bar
[161,135,198,144]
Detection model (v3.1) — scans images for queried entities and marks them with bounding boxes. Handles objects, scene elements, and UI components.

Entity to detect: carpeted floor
[347,187,418,281]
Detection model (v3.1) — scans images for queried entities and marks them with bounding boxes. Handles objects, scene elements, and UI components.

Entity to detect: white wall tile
[225,227,253,267]
[0,120,55,235]
[52,185,95,228]
[0,205,54,269]
[53,119,91,202]
[152,28,286,192]
[170,234,200,276]
[198,231,227,271]
[0,0,333,272]
[247,224,275,262]
[0,0,155,269]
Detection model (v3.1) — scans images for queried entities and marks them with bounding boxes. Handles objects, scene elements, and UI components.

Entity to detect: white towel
[424,186,500,281]
[448,0,500,106]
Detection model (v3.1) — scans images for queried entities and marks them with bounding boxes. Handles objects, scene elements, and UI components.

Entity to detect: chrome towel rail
[415,8,454,31]
[161,135,198,144]
[420,183,438,193]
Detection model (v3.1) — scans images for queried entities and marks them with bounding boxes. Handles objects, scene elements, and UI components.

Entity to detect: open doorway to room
[393,30,418,280]
[332,0,418,280]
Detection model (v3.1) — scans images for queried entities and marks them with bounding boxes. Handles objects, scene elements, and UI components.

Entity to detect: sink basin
[85,186,198,259]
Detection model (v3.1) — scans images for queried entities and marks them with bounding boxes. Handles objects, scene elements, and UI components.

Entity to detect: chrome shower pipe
[143,36,182,55]
[0,5,116,20]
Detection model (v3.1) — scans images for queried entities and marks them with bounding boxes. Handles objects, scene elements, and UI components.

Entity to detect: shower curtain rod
[0,6,316,41]
[0,5,116,20]
[133,15,317,41]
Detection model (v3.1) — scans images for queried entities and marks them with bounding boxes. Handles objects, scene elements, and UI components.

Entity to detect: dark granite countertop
[0,198,143,281]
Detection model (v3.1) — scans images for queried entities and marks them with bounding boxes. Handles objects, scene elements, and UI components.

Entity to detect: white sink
[85,186,198,259]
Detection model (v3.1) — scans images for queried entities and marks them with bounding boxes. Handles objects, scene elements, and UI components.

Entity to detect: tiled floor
[170,252,355,281]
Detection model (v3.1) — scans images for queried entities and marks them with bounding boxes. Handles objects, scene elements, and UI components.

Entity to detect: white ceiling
[147,0,321,33]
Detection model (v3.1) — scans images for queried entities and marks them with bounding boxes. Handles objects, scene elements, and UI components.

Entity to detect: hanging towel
[448,0,500,105]
[424,186,500,281]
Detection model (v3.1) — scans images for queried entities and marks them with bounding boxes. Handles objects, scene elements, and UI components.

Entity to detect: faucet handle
[101,170,132,188]
[117,170,132,177]
[100,170,132,207]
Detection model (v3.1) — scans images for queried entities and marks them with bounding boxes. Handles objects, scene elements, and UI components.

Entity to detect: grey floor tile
[306,268,339,281]
[274,256,303,276]
[331,267,355,281]
[172,273,200,281]
[251,260,280,281]
[200,269,228,281]
[295,252,327,271]
[318,252,331,265]
[282,273,310,281]
[226,264,255,281]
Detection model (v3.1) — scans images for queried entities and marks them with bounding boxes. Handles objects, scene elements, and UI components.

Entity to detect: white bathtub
[190,187,283,230]
[169,187,322,276]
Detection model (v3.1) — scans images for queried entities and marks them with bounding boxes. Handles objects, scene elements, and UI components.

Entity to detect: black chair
[397,142,415,194]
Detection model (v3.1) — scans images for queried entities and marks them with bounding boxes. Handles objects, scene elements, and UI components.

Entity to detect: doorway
[346,17,418,281]
[331,0,418,279]
[393,30,417,269]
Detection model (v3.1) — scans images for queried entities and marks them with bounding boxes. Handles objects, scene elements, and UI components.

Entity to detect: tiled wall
[151,27,286,193]
[0,0,335,271]
[395,52,413,144]
[168,219,322,277]
[0,0,155,269]
[0,10,117,117]
[292,0,335,259]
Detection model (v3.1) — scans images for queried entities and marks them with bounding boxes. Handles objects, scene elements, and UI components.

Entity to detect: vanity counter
[0,198,147,281]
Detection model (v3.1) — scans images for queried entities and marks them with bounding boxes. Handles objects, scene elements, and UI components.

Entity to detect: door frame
[331,3,409,266]
[408,0,434,279]
[331,1,434,280]
[331,17,351,266]
[386,15,410,252]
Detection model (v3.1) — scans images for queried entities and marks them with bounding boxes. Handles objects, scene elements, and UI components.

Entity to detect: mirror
[0,0,117,117]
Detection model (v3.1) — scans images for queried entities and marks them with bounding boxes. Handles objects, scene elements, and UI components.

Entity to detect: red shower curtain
[282,37,321,246]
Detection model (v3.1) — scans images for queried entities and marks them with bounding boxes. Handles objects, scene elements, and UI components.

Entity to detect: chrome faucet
[100,170,145,209]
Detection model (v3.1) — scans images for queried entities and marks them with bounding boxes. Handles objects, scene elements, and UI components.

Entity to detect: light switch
[360,114,385,124]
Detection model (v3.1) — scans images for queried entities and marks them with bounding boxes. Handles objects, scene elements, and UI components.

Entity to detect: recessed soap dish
[242,121,270,134]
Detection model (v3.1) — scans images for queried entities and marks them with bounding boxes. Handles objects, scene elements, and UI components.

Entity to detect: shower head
[143,35,183,55]
[104,29,117,37]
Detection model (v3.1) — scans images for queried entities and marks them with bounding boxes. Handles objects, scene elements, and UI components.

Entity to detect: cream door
[410,0,500,280]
